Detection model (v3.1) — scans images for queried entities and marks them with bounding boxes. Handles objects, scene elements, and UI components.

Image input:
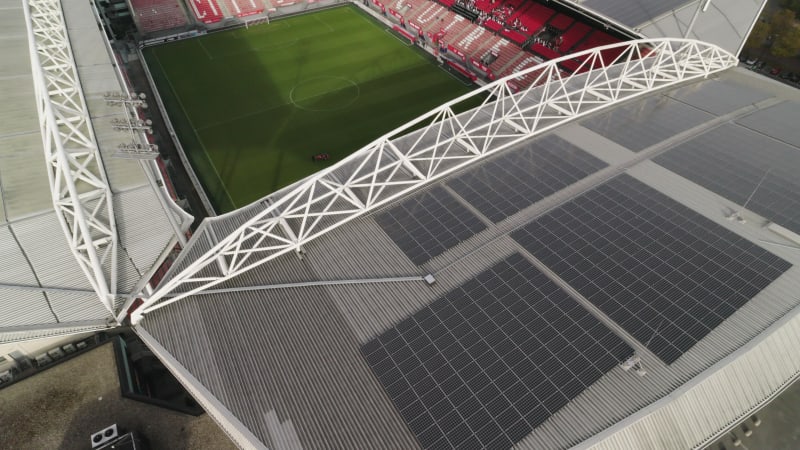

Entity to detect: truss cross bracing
[134,39,737,323]
[23,0,118,314]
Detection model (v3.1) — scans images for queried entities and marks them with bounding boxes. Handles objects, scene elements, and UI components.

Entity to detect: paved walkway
[0,342,236,450]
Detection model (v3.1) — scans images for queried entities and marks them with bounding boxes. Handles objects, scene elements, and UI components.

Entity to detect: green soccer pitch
[144,6,477,213]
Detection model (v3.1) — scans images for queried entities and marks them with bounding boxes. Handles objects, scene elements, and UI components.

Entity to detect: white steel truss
[134,38,737,322]
[23,0,118,313]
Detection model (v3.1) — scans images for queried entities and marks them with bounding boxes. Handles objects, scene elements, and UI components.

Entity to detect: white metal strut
[134,38,737,323]
[23,0,119,314]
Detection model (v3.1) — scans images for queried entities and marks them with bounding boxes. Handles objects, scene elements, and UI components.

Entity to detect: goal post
[244,15,269,29]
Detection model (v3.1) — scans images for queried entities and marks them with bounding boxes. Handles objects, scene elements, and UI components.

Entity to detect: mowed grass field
[144,6,475,212]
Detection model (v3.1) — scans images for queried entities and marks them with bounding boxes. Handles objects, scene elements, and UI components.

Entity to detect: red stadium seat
[221,0,265,18]
[188,0,224,24]
[519,3,555,32]
[129,0,189,33]
[501,28,527,44]
[559,22,591,53]
[530,42,559,60]
[548,14,573,31]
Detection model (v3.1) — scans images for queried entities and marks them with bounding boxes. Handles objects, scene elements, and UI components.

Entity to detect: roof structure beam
[22,0,118,315]
[133,38,738,323]
[387,140,426,180]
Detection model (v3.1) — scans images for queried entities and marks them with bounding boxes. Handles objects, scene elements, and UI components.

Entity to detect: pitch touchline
[197,39,213,60]
[154,52,236,210]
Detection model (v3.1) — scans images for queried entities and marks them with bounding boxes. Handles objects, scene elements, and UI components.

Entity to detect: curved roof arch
[137,38,738,320]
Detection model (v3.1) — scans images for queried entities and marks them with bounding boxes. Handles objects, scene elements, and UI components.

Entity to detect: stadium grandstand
[7,0,800,450]
[118,0,766,87]
[129,0,191,33]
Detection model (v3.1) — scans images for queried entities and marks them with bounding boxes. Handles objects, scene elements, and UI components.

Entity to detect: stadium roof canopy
[135,38,800,449]
[0,0,191,344]
[567,0,766,55]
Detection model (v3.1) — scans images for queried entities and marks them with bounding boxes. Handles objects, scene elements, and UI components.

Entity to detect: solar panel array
[362,254,633,449]
[736,101,800,148]
[655,124,800,235]
[375,186,486,265]
[448,135,608,223]
[581,96,713,152]
[666,79,769,116]
[512,174,792,364]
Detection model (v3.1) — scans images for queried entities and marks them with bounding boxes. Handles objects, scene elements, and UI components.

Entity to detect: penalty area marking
[197,39,214,60]
[289,76,361,112]
[313,14,335,33]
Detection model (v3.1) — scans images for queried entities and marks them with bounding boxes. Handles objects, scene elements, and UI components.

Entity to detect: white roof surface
[571,0,765,55]
[0,0,190,341]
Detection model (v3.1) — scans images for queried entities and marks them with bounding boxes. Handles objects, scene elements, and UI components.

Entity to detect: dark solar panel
[361,254,633,449]
[448,135,608,223]
[654,124,800,235]
[666,79,769,116]
[736,101,800,148]
[512,174,792,364]
[581,96,713,152]
[375,186,486,265]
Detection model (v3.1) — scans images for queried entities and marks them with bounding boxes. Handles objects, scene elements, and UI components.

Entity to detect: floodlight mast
[23,0,119,314]
[132,38,737,324]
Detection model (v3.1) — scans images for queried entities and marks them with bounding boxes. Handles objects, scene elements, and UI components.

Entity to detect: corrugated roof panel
[0,226,39,286]
[0,287,55,327]
[114,187,177,278]
[11,213,95,290]
[0,132,51,220]
[0,323,107,344]
[0,2,51,221]
[47,291,110,323]
[143,287,421,450]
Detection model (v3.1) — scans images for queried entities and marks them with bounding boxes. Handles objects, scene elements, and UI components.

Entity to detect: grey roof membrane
[142,69,800,449]
[581,0,696,28]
